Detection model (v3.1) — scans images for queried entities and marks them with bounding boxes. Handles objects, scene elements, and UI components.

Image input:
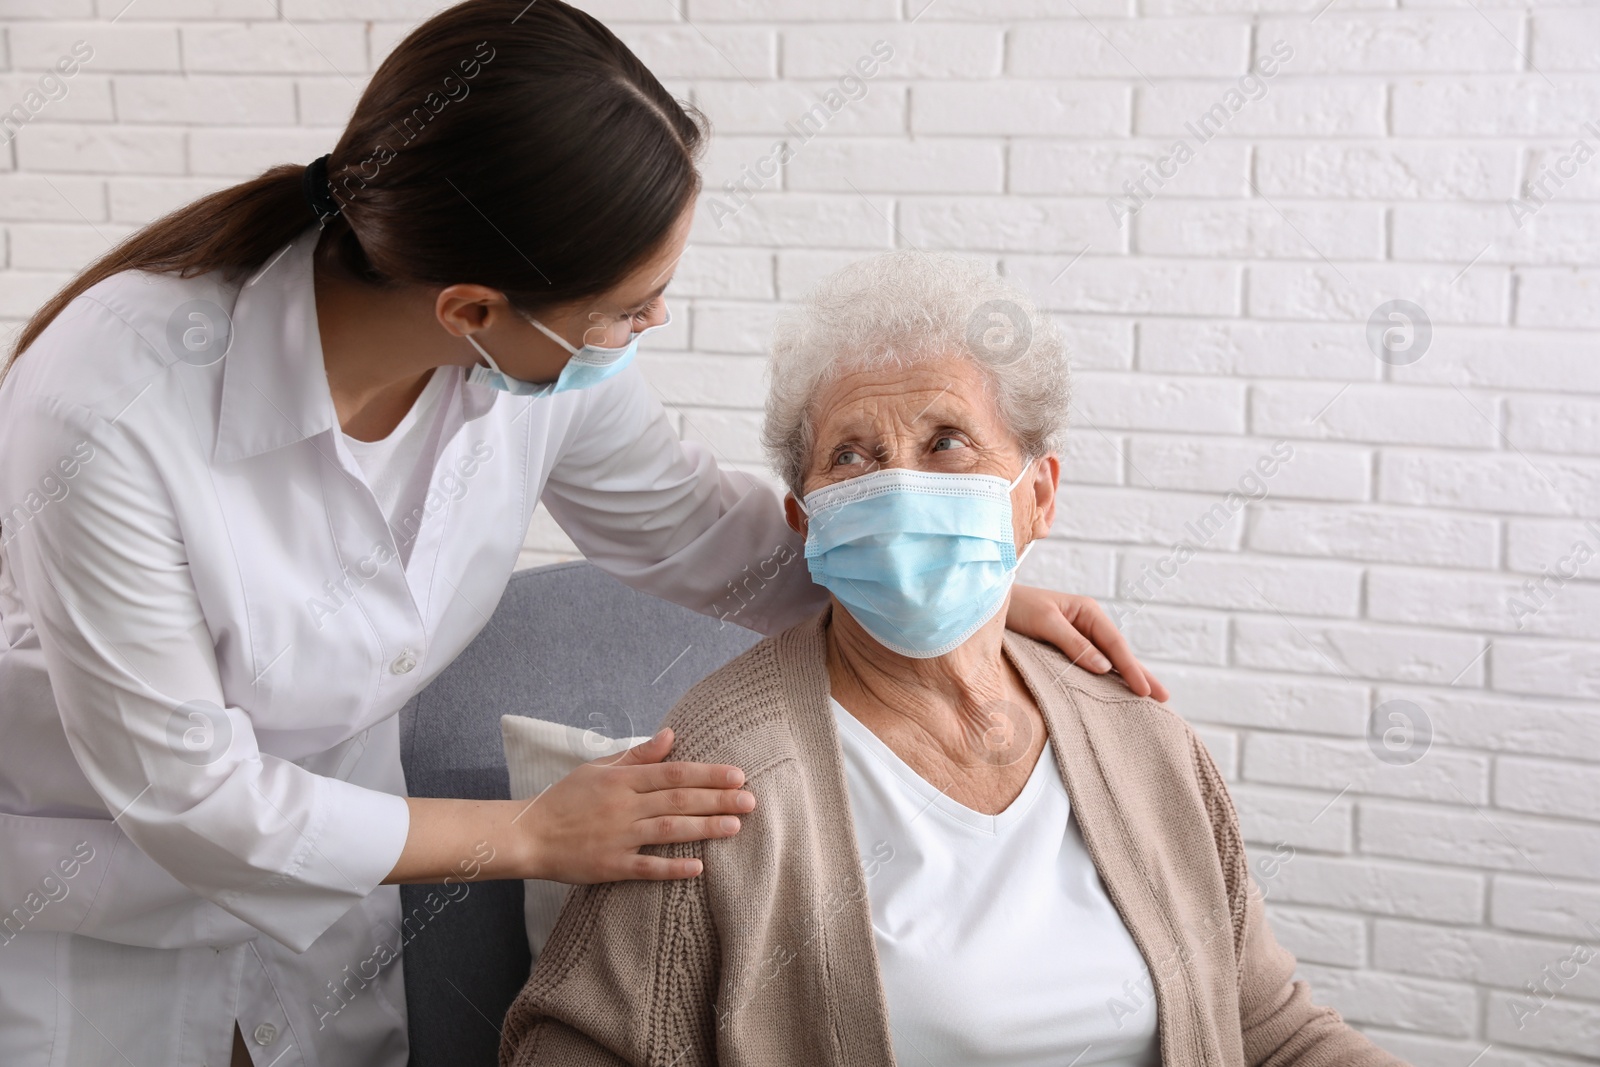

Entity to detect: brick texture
[1,1,1597,1059]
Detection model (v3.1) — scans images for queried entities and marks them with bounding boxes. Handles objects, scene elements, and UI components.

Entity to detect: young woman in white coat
[0,2,1164,1064]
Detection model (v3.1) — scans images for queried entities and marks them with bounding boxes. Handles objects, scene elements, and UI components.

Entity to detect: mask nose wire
[798,457,1037,522]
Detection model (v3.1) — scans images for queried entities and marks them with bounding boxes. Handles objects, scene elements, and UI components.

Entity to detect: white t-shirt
[831,697,1162,1067]
[340,365,451,567]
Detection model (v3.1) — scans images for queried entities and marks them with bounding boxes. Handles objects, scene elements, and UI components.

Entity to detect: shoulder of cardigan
[659,612,1198,774]
[1001,628,1175,711]
[652,608,828,772]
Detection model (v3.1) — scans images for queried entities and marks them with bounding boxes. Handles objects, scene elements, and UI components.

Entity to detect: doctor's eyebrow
[644,243,689,291]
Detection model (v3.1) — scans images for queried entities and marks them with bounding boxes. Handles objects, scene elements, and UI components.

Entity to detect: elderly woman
[500,253,1406,1067]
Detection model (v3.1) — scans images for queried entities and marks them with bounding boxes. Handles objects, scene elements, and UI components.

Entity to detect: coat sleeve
[0,387,409,953]
[499,840,721,1067]
[1189,734,1410,1067]
[539,367,825,636]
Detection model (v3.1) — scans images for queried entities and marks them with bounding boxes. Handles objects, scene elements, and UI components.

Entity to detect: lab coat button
[253,1023,277,1046]
[390,650,417,675]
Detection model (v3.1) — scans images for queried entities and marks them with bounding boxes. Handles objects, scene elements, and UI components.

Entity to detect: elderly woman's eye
[932,435,967,452]
[834,449,864,467]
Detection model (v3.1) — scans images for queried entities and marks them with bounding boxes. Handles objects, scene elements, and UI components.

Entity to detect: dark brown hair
[6,0,704,368]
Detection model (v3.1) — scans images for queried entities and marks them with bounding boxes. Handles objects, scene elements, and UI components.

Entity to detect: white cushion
[499,715,652,959]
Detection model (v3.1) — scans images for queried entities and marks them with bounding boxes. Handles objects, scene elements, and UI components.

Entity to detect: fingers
[1045,594,1169,703]
[1063,597,1135,674]
[616,853,704,881]
[1021,596,1113,675]
[1094,631,1160,701]
[1070,600,1169,702]
[1045,613,1114,675]
[610,728,674,767]
[633,813,744,848]
[1008,587,1167,699]
[637,786,756,818]
[604,733,750,789]
[630,758,746,792]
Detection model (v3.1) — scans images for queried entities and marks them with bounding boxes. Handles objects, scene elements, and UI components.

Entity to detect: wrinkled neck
[825,599,1025,766]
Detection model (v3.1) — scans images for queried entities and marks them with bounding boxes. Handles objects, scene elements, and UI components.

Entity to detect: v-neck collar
[213,228,499,465]
[776,608,1211,1067]
[829,696,1059,835]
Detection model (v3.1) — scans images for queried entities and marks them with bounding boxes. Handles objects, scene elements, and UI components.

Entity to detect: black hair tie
[302,154,342,222]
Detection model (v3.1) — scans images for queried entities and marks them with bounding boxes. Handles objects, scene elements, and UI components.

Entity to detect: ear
[434,284,509,339]
[783,493,809,537]
[1028,455,1060,539]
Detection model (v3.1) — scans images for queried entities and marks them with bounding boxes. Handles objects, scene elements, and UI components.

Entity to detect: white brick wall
[3,0,1598,1061]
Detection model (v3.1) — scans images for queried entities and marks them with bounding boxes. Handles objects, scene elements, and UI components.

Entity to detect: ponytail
[9,165,310,362]
[5,0,704,378]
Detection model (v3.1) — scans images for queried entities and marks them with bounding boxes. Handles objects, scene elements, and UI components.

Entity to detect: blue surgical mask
[465,309,672,398]
[799,464,1036,659]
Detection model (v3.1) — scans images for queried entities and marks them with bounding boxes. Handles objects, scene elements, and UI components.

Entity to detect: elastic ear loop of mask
[1012,458,1040,569]
[798,458,1038,519]
[463,314,609,374]
[524,308,675,360]
[465,314,586,372]
[522,314,582,356]
[464,333,506,374]
[464,317,632,378]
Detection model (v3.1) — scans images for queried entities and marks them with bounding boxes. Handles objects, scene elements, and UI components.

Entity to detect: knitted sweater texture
[501,609,1408,1067]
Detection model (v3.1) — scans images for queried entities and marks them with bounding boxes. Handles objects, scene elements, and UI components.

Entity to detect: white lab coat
[0,227,819,1067]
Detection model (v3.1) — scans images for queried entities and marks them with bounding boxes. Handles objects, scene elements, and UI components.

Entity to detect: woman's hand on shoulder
[522,729,757,884]
[1006,586,1170,702]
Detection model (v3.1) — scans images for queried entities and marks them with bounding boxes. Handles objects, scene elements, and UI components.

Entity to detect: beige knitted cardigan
[501,609,1407,1067]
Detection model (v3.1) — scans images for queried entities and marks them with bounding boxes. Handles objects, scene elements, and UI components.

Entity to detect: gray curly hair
[761,250,1071,496]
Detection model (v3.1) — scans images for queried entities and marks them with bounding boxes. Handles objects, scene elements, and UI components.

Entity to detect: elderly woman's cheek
[1014,485,1045,546]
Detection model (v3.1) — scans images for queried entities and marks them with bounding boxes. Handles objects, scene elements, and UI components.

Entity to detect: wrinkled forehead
[808,355,1006,446]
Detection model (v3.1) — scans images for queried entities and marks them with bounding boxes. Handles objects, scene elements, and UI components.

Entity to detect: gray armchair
[397,562,761,1067]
